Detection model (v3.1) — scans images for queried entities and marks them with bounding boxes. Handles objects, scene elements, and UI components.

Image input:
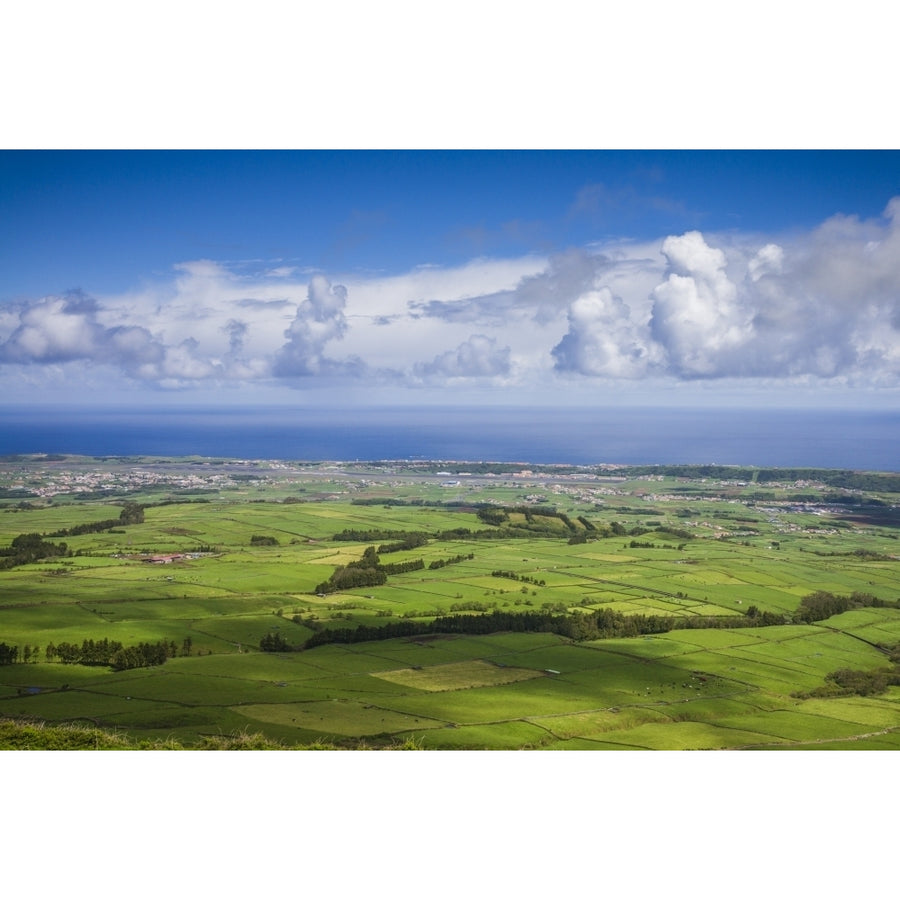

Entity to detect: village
[0,455,267,500]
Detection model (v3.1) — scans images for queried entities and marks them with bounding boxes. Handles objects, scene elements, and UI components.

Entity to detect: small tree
[119,502,145,525]
[260,632,290,652]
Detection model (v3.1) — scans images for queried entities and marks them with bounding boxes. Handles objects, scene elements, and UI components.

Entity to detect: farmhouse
[142,554,184,564]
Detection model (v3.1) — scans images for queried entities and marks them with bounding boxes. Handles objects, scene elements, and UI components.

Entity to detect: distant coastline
[1,405,898,472]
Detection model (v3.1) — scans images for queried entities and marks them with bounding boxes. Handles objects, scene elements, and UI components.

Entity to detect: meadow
[1,455,899,749]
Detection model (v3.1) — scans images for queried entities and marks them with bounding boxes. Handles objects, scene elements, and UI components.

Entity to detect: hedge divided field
[2,460,900,749]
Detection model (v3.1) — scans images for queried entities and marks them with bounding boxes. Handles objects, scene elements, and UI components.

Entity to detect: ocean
[0,405,897,471]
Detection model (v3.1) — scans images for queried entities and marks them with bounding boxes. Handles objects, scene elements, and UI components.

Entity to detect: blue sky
[3,1,899,419]
[3,150,897,299]
[2,149,900,410]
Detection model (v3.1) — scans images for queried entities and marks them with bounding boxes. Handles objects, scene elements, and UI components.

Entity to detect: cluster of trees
[477,507,508,526]
[447,600,494,613]
[613,464,900,494]
[44,636,191,669]
[819,666,900,696]
[20,644,42,663]
[0,533,68,569]
[379,559,425,576]
[811,548,895,561]
[793,590,895,624]
[46,502,145,538]
[428,552,474,570]
[333,528,424,542]
[377,534,428,553]
[250,535,279,546]
[48,638,125,665]
[260,632,291,652]
[300,607,693,649]
[0,637,191,669]
[351,497,434,506]
[270,587,900,654]
[491,570,546,586]
[316,544,471,594]
[108,641,178,671]
[300,589,896,653]
[743,606,789,626]
[796,647,900,698]
[299,607,749,652]
[757,469,900,492]
[477,506,581,534]
[118,502,145,525]
[330,517,692,549]
[471,506,595,539]
[822,493,889,507]
[0,488,37,500]
[0,502,148,562]
[315,546,387,594]
[48,521,123,537]
[350,496,496,509]
[628,539,684,550]
[620,464,756,481]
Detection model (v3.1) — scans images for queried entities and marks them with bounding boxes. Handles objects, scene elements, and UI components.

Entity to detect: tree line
[314,546,432,593]
[377,534,429,553]
[47,502,146,537]
[333,528,427,542]
[0,533,69,569]
[428,552,474,570]
[618,464,900,493]
[314,546,387,593]
[792,590,897,623]
[290,589,899,652]
[0,635,192,669]
[1,503,147,569]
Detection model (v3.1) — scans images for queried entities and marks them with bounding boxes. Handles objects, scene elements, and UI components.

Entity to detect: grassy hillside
[2,457,899,749]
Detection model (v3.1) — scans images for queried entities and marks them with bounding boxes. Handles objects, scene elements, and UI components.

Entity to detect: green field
[2,456,899,749]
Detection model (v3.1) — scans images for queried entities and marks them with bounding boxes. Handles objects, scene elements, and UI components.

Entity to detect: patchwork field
[2,456,899,749]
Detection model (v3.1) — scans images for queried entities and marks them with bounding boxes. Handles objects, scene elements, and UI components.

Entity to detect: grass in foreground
[0,717,423,750]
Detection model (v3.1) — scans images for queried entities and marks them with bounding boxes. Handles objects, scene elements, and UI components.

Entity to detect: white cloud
[0,292,172,379]
[551,198,900,385]
[552,287,659,378]
[649,231,754,377]
[4,198,900,399]
[273,275,363,378]
[414,334,511,380]
[0,294,101,363]
[748,243,783,282]
[408,249,601,326]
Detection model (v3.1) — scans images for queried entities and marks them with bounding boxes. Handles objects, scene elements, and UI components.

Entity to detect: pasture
[2,456,899,749]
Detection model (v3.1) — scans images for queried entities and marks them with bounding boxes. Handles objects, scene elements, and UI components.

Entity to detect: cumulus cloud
[414,334,511,380]
[223,319,248,355]
[0,292,102,364]
[409,248,603,326]
[4,198,900,398]
[748,243,783,282]
[273,275,363,378]
[0,288,259,386]
[550,198,900,384]
[0,291,169,377]
[552,288,658,378]
[649,231,755,377]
